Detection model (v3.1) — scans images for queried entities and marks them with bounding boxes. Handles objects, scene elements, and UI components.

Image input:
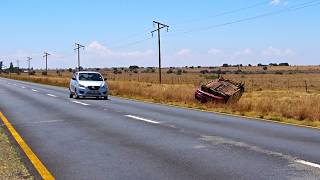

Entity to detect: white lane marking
[21,86,26,89]
[47,94,57,98]
[31,89,38,92]
[72,100,90,106]
[7,83,11,85]
[13,83,17,86]
[125,115,160,124]
[296,160,320,169]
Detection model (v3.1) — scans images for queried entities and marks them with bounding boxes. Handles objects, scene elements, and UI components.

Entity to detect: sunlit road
[1,77,320,180]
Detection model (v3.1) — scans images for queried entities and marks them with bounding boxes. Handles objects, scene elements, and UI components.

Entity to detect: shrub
[176,69,182,75]
[167,69,174,74]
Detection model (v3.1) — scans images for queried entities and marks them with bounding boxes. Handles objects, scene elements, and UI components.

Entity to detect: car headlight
[101,82,107,88]
[79,84,86,88]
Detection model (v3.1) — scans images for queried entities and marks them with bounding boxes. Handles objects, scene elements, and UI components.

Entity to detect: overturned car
[195,78,245,103]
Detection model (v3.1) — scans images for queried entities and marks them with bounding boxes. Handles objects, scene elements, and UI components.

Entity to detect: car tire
[69,92,73,98]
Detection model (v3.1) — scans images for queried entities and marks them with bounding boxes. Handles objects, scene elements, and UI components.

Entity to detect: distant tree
[257,63,267,67]
[0,61,2,72]
[248,64,252,67]
[263,66,268,71]
[129,65,139,70]
[68,68,73,72]
[197,66,202,68]
[279,63,289,66]
[222,64,229,67]
[269,63,278,66]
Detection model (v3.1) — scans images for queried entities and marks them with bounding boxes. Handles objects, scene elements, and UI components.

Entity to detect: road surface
[0,77,320,180]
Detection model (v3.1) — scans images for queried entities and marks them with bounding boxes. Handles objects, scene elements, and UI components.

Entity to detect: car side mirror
[72,77,76,80]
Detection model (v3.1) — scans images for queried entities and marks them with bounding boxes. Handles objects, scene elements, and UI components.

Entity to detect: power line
[151,21,169,84]
[74,43,85,71]
[172,0,270,27]
[166,0,320,37]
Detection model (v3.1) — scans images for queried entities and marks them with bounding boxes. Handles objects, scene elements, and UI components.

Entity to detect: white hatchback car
[69,71,108,99]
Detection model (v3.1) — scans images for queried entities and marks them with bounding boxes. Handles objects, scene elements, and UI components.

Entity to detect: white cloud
[86,41,154,58]
[270,0,281,5]
[233,48,254,57]
[176,48,191,56]
[262,46,295,57]
[208,48,222,55]
[270,0,289,6]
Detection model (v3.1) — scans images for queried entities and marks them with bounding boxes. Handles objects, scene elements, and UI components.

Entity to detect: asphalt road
[1,77,320,180]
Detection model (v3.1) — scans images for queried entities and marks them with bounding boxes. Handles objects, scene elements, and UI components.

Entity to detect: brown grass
[1,72,320,128]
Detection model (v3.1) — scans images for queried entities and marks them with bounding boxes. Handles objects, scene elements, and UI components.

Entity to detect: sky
[0,0,319,69]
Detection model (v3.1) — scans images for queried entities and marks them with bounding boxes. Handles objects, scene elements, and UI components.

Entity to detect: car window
[78,73,103,81]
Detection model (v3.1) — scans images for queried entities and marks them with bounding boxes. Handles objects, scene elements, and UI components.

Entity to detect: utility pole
[151,21,169,84]
[74,43,85,71]
[16,60,20,69]
[43,52,50,75]
[27,57,32,73]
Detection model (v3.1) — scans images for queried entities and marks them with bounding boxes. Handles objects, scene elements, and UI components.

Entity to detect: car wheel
[69,92,73,98]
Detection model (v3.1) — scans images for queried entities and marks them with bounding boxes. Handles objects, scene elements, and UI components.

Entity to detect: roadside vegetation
[1,65,320,128]
[0,127,33,179]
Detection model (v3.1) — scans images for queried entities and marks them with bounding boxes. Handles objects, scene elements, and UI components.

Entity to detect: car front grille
[88,86,100,90]
[87,90,100,95]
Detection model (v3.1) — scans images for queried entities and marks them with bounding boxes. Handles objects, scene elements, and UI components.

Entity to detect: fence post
[305,80,308,93]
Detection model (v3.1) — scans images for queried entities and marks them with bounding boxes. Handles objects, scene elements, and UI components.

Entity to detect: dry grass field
[1,65,320,128]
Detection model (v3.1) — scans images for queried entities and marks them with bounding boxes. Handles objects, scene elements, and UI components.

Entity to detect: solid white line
[47,94,57,98]
[21,86,26,89]
[31,89,38,92]
[125,115,160,124]
[296,160,320,169]
[72,100,90,106]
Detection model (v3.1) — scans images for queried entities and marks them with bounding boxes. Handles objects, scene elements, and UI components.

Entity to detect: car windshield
[78,73,103,81]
